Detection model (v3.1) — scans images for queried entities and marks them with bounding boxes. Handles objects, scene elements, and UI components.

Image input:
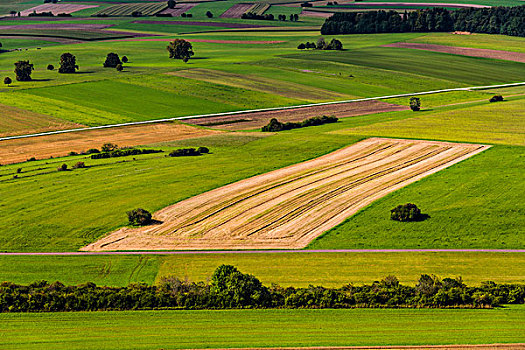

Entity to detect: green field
[409,32,525,53]
[1,31,524,129]
[0,93,524,252]
[1,307,524,349]
[1,252,523,287]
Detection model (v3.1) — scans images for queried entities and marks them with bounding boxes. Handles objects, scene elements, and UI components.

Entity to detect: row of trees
[6,53,130,84]
[298,37,343,50]
[321,6,525,37]
[1,265,524,312]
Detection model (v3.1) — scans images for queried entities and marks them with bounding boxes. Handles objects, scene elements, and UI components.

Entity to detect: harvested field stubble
[383,42,525,63]
[184,100,408,130]
[0,123,219,165]
[83,138,489,251]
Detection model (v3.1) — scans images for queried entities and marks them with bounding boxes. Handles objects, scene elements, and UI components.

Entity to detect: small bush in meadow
[390,203,422,222]
[127,208,152,226]
[197,146,209,154]
[489,95,504,103]
[72,161,86,169]
[57,164,68,171]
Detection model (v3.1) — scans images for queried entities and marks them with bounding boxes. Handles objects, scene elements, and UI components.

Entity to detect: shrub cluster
[90,148,162,159]
[127,208,152,226]
[321,6,525,37]
[262,116,338,132]
[390,203,422,222]
[489,95,504,103]
[169,147,208,157]
[1,266,523,313]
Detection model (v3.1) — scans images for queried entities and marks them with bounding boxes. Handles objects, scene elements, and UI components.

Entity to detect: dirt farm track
[83,138,489,252]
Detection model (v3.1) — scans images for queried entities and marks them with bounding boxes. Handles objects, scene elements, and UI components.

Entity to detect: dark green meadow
[1,307,524,349]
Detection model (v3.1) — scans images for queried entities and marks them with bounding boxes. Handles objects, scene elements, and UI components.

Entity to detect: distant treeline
[321,6,525,37]
[1,265,524,312]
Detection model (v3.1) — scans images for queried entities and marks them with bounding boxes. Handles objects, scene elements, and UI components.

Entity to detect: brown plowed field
[184,100,408,130]
[19,4,98,16]
[82,138,489,251]
[0,123,220,165]
[383,42,525,63]
[220,3,254,18]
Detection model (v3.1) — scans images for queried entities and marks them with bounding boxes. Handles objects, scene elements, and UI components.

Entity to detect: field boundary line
[1,249,524,256]
[186,344,525,350]
[1,81,524,142]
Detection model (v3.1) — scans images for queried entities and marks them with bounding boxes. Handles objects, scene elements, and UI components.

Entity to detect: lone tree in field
[206,11,213,18]
[4,77,12,86]
[103,53,121,68]
[167,0,176,9]
[390,203,422,222]
[58,53,79,73]
[127,208,152,226]
[409,97,421,111]
[47,64,54,70]
[14,60,34,81]
[167,39,194,62]
[122,55,128,63]
[327,38,343,50]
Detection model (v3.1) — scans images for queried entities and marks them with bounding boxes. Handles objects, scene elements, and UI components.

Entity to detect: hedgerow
[0,265,523,312]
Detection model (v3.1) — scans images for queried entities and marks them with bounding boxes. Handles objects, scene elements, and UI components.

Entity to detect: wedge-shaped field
[83,138,489,251]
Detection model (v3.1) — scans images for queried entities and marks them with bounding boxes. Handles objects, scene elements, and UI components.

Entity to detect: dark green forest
[321,6,525,37]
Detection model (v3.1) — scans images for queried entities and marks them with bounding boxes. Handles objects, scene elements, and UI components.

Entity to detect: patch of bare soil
[184,100,408,131]
[0,122,220,165]
[82,138,489,252]
[383,42,525,63]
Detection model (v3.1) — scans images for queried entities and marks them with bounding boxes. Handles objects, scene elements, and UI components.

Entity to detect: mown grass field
[1,252,523,287]
[1,307,524,350]
[0,93,523,251]
[409,32,525,53]
[1,31,524,130]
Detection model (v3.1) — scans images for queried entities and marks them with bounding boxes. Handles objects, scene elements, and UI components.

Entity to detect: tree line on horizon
[321,6,525,37]
[1,265,523,313]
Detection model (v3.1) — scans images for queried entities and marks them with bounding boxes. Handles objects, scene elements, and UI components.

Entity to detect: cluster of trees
[241,12,274,20]
[90,147,163,159]
[6,52,123,85]
[167,39,194,62]
[409,97,421,111]
[180,13,193,17]
[169,147,209,157]
[321,6,525,37]
[262,116,338,132]
[298,37,343,50]
[277,14,299,21]
[1,265,523,313]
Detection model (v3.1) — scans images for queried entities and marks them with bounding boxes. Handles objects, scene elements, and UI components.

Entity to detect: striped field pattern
[83,138,489,251]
